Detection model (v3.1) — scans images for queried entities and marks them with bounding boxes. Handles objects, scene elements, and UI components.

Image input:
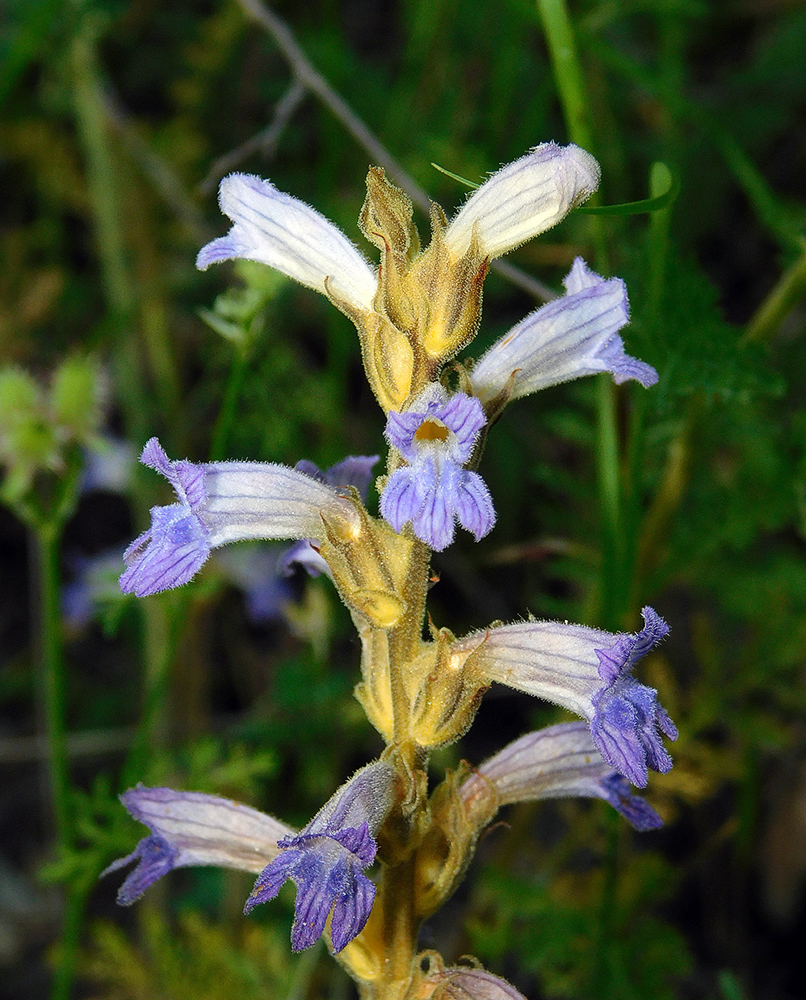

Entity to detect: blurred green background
[1,0,805,998]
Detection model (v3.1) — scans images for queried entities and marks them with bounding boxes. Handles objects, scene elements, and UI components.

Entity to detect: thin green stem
[34,525,73,850]
[596,374,622,630]
[49,884,87,1000]
[536,0,623,631]
[591,809,620,996]
[535,0,608,268]
[210,346,250,462]
[70,18,132,317]
[70,13,150,444]
[743,245,806,344]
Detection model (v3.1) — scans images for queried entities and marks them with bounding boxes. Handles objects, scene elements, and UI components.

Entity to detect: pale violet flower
[424,966,530,1000]
[120,438,361,597]
[460,721,662,831]
[103,786,294,905]
[454,607,676,787]
[379,385,494,551]
[196,174,377,312]
[106,760,396,954]
[444,143,600,259]
[245,759,396,953]
[470,258,657,405]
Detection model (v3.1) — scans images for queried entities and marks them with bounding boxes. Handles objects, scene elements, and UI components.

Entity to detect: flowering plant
[108,143,674,1000]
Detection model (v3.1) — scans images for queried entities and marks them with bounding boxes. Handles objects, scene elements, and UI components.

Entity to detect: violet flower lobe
[453,607,676,787]
[119,438,362,597]
[245,759,396,953]
[380,385,494,551]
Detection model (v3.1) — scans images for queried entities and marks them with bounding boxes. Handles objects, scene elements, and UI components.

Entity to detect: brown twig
[233,0,557,302]
[199,79,308,196]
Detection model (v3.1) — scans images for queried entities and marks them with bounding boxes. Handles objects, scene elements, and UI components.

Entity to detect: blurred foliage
[1,0,805,997]
[82,908,299,1000]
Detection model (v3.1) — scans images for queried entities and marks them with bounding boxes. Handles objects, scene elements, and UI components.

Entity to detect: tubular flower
[103,786,294,905]
[470,258,657,408]
[459,721,662,831]
[196,144,601,411]
[454,607,676,786]
[196,173,377,313]
[442,143,600,259]
[245,759,396,953]
[380,384,494,551]
[119,438,361,597]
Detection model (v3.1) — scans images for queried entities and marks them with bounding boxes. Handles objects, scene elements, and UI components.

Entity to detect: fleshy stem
[349,537,432,999]
[387,538,431,751]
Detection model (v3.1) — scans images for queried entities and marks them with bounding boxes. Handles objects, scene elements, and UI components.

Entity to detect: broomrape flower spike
[111,143,678,995]
[244,760,396,953]
[380,384,494,551]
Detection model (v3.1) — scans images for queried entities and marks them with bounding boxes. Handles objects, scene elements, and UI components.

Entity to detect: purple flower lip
[380,386,495,551]
[591,607,677,787]
[244,759,395,953]
[460,721,663,831]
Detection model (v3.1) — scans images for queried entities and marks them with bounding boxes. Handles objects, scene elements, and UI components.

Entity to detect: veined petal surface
[471,258,657,403]
[197,174,377,311]
[104,786,293,905]
[445,144,600,259]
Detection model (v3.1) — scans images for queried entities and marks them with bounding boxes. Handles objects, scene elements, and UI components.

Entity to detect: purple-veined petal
[197,174,377,311]
[120,506,211,597]
[103,786,293,905]
[330,872,376,953]
[410,456,457,552]
[451,467,496,541]
[453,607,675,786]
[471,258,656,404]
[379,465,420,534]
[460,721,662,831]
[444,144,600,259]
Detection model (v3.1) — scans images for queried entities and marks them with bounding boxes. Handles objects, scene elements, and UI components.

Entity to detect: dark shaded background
[1,0,806,997]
